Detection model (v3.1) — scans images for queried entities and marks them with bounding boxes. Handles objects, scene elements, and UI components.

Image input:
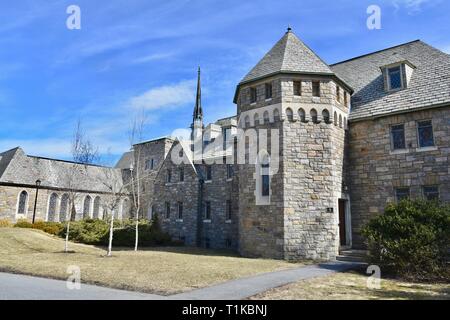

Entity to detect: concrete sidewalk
[0,261,362,300]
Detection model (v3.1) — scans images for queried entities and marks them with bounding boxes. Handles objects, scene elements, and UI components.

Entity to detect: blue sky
[1,0,449,165]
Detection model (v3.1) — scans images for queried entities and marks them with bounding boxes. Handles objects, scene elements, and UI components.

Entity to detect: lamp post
[32,179,41,224]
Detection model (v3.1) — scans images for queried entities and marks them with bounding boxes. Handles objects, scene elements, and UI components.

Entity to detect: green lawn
[0,228,301,295]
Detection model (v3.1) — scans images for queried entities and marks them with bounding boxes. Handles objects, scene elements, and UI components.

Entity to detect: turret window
[263,111,270,124]
[265,83,272,99]
[293,81,302,96]
[250,87,257,103]
[322,109,330,124]
[298,108,306,122]
[312,81,321,97]
[286,108,294,122]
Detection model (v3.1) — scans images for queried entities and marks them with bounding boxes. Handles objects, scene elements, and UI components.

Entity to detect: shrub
[0,219,12,228]
[14,219,64,235]
[14,219,33,229]
[60,219,110,245]
[362,200,450,281]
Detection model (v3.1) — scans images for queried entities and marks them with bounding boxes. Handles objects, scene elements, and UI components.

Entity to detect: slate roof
[331,40,450,121]
[115,151,133,169]
[0,147,124,193]
[241,30,334,84]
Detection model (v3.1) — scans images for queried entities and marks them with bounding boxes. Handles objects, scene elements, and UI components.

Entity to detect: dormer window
[387,66,402,90]
[382,61,416,92]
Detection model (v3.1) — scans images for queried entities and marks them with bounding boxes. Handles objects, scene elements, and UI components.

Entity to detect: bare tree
[62,119,99,253]
[128,110,147,252]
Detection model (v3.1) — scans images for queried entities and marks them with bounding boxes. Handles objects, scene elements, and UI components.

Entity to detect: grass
[0,228,301,295]
[250,269,450,300]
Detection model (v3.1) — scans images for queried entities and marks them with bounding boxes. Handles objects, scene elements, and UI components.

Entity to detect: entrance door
[338,199,347,246]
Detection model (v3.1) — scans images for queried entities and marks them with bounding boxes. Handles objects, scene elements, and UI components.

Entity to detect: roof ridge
[330,40,422,66]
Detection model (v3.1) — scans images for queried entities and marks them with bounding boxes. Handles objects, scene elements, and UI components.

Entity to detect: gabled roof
[331,40,450,121]
[240,29,334,84]
[0,147,22,179]
[115,151,133,169]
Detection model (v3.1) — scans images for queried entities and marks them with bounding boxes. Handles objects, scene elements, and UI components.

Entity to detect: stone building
[1,29,448,261]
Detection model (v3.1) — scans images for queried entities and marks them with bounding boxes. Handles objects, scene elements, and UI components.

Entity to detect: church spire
[193,66,203,123]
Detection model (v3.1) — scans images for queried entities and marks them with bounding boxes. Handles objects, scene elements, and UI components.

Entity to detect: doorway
[338,199,347,246]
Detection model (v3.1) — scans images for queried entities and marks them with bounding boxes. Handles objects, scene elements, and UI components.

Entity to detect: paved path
[0,261,362,300]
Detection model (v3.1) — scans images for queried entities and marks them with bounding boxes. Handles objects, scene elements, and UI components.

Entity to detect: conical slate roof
[241,30,333,83]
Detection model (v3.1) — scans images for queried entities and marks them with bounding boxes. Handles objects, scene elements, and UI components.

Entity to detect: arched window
[322,109,330,124]
[59,194,69,222]
[83,195,92,219]
[263,111,270,124]
[334,111,338,126]
[47,193,58,222]
[244,115,250,128]
[260,152,270,197]
[344,117,347,130]
[273,109,280,122]
[121,198,130,219]
[298,108,306,122]
[339,114,343,128]
[310,109,318,123]
[286,108,294,122]
[93,196,101,219]
[17,191,28,215]
[253,113,260,126]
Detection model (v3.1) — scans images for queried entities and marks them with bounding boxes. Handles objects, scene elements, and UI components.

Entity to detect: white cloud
[128,79,196,110]
[391,0,439,13]
[132,52,175,65]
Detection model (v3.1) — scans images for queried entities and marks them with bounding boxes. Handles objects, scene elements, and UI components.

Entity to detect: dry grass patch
[0,228,301,295]
[251,270,450,300]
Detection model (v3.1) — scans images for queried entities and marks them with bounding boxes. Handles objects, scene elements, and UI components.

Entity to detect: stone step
[336,255,366,263]
[339,249,368,257]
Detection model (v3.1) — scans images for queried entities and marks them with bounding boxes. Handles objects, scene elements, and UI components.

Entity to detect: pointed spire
[193,66,203,123]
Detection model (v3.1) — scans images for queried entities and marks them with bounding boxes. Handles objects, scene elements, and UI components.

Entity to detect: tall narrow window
[388,66,402,90]
[250,87,257,103]
[312,81,321,97]
[286,108,294,122]
[423,186,439,201]
[47,193,58,222]
[179,167,184,182]
[227,164,233,179]
[322,109,330,124]
[265,83,272,99]
[344,92,348,107]
[205,165,212,181]
[391,124,406,150]
[59,194,69,222]
[336,86,341,102]
[204,201,211,220]
[93,196,101,219]
[165,202,170,219]
[417,120,435,148]
[293,81,302,96]
[226,200,232,221]
[263,111,270,124]
[298,108,306,122]
[166,169,172,183]
[310,109,318,123]
[395,188,410,202]
[83,196,92,219]
[177,202,183,220]
[273,109,280,122]
[261,162,270,197]
[17,191,28,215]
[244,115,250,128]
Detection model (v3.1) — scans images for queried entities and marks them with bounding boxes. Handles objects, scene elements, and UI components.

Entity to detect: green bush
[362,200,450,281]
[60,216,172,247]
[14,219,64,235]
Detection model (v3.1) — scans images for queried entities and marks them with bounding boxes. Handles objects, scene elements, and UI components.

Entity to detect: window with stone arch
[339,114,343,128]
[334,111,338,126]
[93,196,101,219]
[83,195,92,219]
[322,109,330,124]
[286,108,294,122]
[298,108,306,122]
[259,151,270,197]
[273,108,280,122]
[310,109,318,123]
[59,194,69,222]
[263,111,270,124]
[17,190,28,215]
[253,113,260,126]
[121,198,130,219]
[47,193,58,222]
[344,117,347,130]
[244,115,250,128]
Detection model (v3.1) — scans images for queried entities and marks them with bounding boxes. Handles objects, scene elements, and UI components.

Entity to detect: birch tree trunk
[64,220,71,253]
[107,212,114,257]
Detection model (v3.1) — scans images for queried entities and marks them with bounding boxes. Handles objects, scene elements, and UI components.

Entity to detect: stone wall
[348,106,450,248]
